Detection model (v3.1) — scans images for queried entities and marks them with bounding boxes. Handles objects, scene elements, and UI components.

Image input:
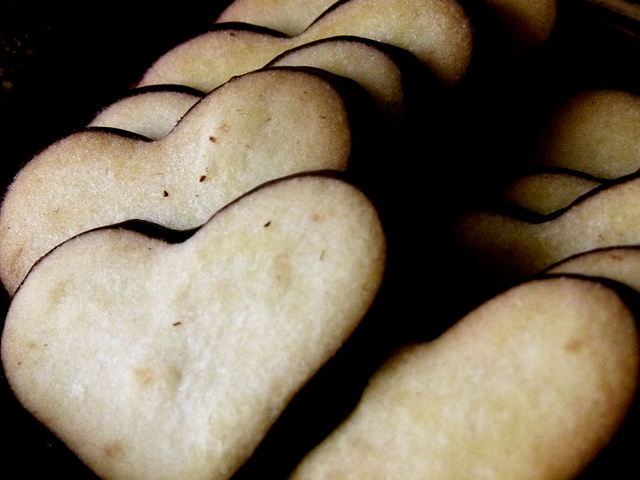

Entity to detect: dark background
[1,0,640,478]
[0,1,237,189]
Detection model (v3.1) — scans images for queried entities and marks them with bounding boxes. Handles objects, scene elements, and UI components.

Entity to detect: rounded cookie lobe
[482,0,557,51]
[216,0,337,36]
[88,86,204,140]
[534,89,640,179]
[499,170,601,215]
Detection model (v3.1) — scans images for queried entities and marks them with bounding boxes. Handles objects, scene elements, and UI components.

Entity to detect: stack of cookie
[1,1,638,479]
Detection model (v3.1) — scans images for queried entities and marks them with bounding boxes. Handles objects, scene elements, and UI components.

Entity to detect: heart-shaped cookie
[0,66,375,295]
[450,172,640,290]
[1,174,387,480]
[288,275,639,479]
[215,0,557,52]
[137,0,473,90]
[89,36,432,137]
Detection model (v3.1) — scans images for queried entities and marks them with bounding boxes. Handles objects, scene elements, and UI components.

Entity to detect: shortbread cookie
[450,173,640,287]
[288,276,639,480]
[1,174,387,480]
[0,67,372,295]
[137,0,473,89]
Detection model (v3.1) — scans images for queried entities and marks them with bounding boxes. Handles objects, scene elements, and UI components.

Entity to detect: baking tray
[1,0,639,478]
